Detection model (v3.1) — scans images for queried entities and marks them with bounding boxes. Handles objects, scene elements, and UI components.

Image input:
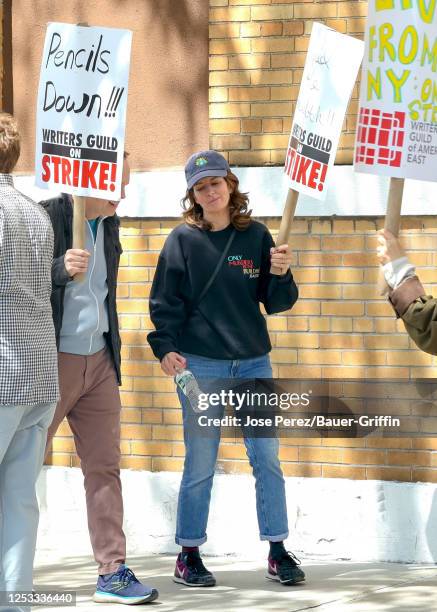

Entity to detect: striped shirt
[0,174,59,405]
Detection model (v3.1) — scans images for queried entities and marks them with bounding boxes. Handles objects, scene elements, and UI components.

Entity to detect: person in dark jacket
[148,150,304,588]
[40,154,158,606]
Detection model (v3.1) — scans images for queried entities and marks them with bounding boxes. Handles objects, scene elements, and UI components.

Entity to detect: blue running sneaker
[93,565,159,605]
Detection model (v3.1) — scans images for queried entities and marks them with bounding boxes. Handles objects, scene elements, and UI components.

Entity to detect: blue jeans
[0,401,56,606]
[175,353,289,546]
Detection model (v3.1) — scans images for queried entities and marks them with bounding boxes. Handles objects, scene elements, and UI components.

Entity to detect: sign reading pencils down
[285,23,364,200]
[35,22,132,199]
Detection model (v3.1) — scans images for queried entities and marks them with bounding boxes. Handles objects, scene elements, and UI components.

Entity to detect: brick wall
[44,0,437,483]
[209,0,367,165]
[47,216,437,483]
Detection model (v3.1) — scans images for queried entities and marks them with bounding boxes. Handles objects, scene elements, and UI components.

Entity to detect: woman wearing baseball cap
[148,150,303,588]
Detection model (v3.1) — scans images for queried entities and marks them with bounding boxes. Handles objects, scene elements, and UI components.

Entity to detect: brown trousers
[45,348,125,575]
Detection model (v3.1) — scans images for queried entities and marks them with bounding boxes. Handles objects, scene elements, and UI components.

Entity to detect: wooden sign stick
[377,176,405,295]
[71,21,89,283]
[271,188,299,275]
[72,195,86,282]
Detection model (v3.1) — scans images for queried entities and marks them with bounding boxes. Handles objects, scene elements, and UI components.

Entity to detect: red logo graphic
[355,108,405,168]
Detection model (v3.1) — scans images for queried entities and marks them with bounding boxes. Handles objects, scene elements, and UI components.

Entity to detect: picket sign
[272,23,364,275]
[354,1,437,293]
[35,22,132,279]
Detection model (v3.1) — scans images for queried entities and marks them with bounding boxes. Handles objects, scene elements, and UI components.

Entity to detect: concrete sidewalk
[32,554,437,612]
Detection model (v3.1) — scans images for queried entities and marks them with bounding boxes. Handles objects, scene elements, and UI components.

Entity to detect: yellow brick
[229,150,270,165]
[117,285,129,298]
[322,465,366,479]
[299,285,342,299]
[321,268,364,283]
[129,285,150,298]
[118,269,148,283]
[333,220,354,234]
[338,2,368,17]
[278,365,321,378]
[295,37,310,52]
[153,394,180,408]
[141,409,163,424]
[366,302,394,317]
[210,102,250,118]
[209,7,250,22]
[163,410,183,425]
[343,285,379,300]
[282,464,322,478]
[210,87,229,104]
[251,70,293,86]
[285,317,309,332]
[366,467,411,482]
[240,22,261,37]
[121,424,152,439]
[388,451,431,467]
[152,425,183,441]
[321,302,364,316]
[251,102,293,117]
[353,319,375,333]
[262,118,283,132]
[241,118,262,132]
[45,454,72,468]
[290,301,321,316]
[120,407,142,423]
[209,56,228,71]
[210,0,228,5]
[326,18,347,33]
[252,134,289,149]
[120,236,148,251]
[322,236,365,251]
[117,299,149,314]
[267,316,288,331]
[320,335,363,349]
[276,333,318,348]
[134,377,174,392]
[119,315,141,330]
[129,252,159,266]
[322,366,365,378]
[330,318,353,332]
[342,351,386,366]
[299,350,342,365]
[293,268,319,283]
[209,23,240,38]
[228,86,270,101]
[299,253,342,266]
[296,3,337,17]
[386,351,433,366]
[120,457,152,470]
[211,135,251,150]
[210,118,242,133]
[309,318,329,332]
[251,38,294,53]
[364,335,410,350]
[131,441,172,456]
[121,361,153,376]
[251,4,294,18]
[365,366,409,378]
[299,448,343,463]
[229,54,271,70]
[218,444,248,460]
[121,391,154,408]
[270,349,298,363]
[51,438,75,453]
[347,17,367,33]
[152,457,185,472]
[282,20,304,35]
[210,39,251,55]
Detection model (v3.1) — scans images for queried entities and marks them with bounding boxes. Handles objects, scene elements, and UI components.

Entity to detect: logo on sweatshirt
[228,254,259,279]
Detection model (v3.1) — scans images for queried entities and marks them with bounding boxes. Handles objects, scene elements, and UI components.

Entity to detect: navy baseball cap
[185,150,230,189]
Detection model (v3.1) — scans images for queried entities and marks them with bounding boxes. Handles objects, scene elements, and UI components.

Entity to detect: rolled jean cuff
[175,535,207,547]
[260,530,289,542]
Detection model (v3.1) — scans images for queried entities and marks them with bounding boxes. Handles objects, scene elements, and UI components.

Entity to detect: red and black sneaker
[266,551,305,585]
[173,550,216,587]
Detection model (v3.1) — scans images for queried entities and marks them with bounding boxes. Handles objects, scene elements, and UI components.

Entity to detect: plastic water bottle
[175,369,206,413]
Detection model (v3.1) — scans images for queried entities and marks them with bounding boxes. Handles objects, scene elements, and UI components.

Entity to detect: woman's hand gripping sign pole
[271,23,364,275]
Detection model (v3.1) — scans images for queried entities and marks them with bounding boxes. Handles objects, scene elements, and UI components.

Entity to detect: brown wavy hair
[181,170,252,231]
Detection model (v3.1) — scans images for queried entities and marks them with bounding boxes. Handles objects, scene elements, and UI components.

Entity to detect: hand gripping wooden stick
[72,195,86,283]
[377,177,405,295]
[270,188,299,275]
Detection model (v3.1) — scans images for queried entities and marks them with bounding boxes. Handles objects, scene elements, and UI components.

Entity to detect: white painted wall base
[36,467,437,564]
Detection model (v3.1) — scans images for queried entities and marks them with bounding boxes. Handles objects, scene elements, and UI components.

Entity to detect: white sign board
[354,1,437,181]
[284,23,364,200]
[35,22,132,199]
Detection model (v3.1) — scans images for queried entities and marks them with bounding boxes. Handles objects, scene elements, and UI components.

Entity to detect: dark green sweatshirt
[147,221,298,361]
